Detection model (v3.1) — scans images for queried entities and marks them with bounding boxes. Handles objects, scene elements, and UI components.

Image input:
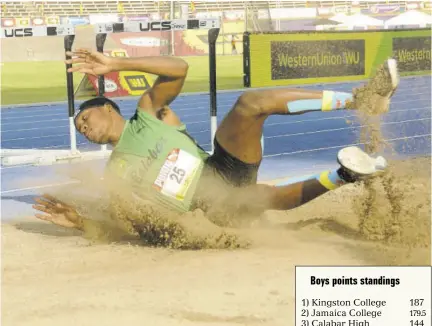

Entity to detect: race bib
[153,149,202,201]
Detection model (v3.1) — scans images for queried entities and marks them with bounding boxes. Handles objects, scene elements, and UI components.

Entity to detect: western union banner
[271,39,365,80]
[244,29,431,87]
[392,36,431,73]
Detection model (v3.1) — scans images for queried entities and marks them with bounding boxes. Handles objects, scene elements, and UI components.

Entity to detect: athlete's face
[75,105,113,144]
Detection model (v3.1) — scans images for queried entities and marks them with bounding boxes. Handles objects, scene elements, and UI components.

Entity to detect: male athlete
[33,49,399,232]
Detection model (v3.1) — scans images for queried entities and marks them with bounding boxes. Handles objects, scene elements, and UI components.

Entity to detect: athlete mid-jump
[33,50,398,231]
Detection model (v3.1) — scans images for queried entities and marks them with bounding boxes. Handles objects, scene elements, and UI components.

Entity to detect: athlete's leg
[215,58,399,164]
[218,59,398,212]
[204,87,354,189]
[237,147,388,211]
[215,88,354,164]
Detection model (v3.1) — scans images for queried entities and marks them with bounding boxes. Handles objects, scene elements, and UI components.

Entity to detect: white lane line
[264,107,431,127]
[1,180,80,195]
[263,134,432,158]
[265,118,431,139]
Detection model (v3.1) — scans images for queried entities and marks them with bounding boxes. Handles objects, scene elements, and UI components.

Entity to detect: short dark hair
[75,97,121,120]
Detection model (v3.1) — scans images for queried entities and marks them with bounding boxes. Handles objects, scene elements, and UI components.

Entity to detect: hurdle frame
[94,19,221,154]
[208,28,219,154]
[0,25,85,166]
[65,34,77,153]
[95,33,108,153]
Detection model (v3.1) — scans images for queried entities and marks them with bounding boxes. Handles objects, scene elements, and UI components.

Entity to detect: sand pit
[2,155,430,326]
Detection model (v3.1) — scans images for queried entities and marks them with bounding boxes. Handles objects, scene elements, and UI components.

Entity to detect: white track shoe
[336,146,387,182]
[351,58,400,114]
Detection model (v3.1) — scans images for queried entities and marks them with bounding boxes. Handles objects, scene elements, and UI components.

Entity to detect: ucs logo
[3,28,33,38]
[139,21,172,31]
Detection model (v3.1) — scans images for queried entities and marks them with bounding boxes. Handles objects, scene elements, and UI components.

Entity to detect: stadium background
[1,0,431,105]
[2,1,431,60]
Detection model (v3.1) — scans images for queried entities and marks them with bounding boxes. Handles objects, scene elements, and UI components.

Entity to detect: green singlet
[105,109,210,213]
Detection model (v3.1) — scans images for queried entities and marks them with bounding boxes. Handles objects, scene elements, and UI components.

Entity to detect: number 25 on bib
[153,149,202,201]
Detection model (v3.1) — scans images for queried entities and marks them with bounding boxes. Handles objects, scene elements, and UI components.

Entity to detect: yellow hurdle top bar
[0,25,75,38]
[94,18,220,34]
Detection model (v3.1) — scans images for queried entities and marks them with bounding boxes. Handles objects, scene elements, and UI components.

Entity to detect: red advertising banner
[75,49,154,98]
[85,71,153,97]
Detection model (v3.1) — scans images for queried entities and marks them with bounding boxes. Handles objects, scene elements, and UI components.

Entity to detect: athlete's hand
[33,194,84,230]
[65,48,114,76]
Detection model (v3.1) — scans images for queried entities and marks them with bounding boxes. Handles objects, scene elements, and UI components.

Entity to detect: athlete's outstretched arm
[66,49,188,121]
[32,194,135,241]
[109,56,189,113]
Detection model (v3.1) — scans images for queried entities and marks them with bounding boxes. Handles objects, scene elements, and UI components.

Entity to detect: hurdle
[94,18,221,153]
[1,19,221,166]
[95,32,109,153]
[0,25,84,166]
